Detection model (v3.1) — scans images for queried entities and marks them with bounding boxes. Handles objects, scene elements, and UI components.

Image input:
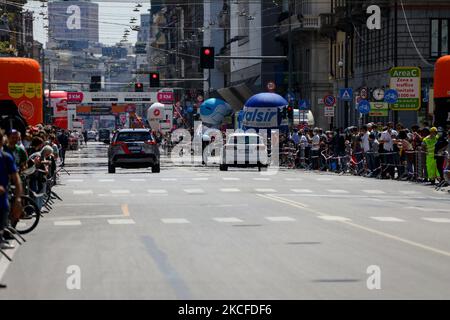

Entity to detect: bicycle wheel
[12,195,41,234]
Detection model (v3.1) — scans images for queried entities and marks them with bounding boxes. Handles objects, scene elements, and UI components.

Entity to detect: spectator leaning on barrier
[422,127,439,185]
[379,126,395,179]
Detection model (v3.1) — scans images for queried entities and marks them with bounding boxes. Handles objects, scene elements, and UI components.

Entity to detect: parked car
[107,128,160,173]
[219,132,268,171]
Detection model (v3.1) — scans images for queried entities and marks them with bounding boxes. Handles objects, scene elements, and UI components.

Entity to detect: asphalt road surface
[1,142,449,299]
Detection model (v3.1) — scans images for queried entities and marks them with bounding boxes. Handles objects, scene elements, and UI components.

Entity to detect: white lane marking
[147,189,168,194]
[161,218,190,224]
[73,190,93,195]
[255,188,277,193]
[291,189,313,193]
[422,218,450,223]
[192,177,209,181]
[285,178,303,181]
[47,214,124,221]
[318,216,351,222]
[406,207,450,213]
[184,188,205,194]
[327,189,349,194]
[253,178,271,181]
[220,188,241,193]
[223,177,240,181]
[214,217,244,223]
[108,219,136,225]
[258,194,450,258]
[316,178,333,181]
[54,220,82,226]
[67,179,84,183]
[130,178,146,182]
[265,216,296,222]
[400,191,422,195]
[161,178,177,181]
[110,190,131,194]
[99,179,115,182]
[371,217,405,222]
[362,190,386,194]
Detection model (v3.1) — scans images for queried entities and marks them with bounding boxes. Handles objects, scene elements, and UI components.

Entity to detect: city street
[0,142,449,299]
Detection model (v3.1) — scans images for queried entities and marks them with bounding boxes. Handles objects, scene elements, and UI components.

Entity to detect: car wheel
[108,163,116,174]
[220,164,228,171]
[152,164,160,173]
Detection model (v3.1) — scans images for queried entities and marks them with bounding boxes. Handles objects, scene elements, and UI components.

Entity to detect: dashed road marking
[406,207,450,213]
[422,218,450,223]
[108,219,135,225]
[67,179,84,183]
[110,190,131,194]
[192,177,209,181]
[265,216,296,222]
[73,190,93,195]
[161,178,177,181]
[130,178,146,182]
[255,188,277,193]
[327,189,349,194]
[371,217,405,222]
[253,178,271,181]
[99,179,115,182]
[147,189,168,194]
[285,178,303,181]
[184,188,205,194]
[213,217,244,223]
[291,189,313,193]
[318,216,351,222]
[223,177,240,181]
[362,190,385,194]
[220,188,241,193]
[54,220,82,226]
[161,218,190,224]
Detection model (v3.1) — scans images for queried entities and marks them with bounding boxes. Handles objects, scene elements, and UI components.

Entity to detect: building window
[430,18,450,58]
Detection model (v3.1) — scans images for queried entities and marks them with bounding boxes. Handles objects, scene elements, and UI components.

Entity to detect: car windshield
[116,132,152,142]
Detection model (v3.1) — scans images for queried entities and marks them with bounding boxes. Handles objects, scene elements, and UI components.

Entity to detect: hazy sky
[25,1,151,47]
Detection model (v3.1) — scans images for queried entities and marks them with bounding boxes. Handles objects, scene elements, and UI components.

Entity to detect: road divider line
[257,194,450,258]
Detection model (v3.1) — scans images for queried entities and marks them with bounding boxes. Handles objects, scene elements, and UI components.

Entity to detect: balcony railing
[279,15,321,35]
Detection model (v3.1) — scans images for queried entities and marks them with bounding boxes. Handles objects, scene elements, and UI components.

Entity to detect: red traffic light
[152,73,158,79]
[204,48,211,56]
[136,83,142,87]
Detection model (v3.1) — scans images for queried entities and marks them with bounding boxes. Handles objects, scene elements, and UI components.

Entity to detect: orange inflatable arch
[0,57,43,125]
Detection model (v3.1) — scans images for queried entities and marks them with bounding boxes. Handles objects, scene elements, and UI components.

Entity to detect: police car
[219,132,268,171]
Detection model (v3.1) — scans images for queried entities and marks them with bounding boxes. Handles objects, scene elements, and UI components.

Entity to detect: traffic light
[200,47,215,69]
[149,72,160,88]
[287,105,294,120]
[90,75,101,92]
[134,82,143,92]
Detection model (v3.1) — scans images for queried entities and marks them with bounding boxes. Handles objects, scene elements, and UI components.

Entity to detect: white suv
[219,132,268,171]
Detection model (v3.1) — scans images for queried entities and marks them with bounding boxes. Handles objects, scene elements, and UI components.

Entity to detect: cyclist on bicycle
[0,131,23,250]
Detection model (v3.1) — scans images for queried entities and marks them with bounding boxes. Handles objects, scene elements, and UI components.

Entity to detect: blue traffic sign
[358,100,371,114]
[384,89,398,104]
[339,88,353,101]
[298,99,310,110]
[324,95,336,107]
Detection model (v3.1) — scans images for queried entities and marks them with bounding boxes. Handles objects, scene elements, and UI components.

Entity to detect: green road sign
[389,67,421,111]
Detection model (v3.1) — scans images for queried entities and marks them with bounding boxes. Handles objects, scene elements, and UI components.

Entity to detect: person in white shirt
[311,128,320,170]
[379,126,395,178]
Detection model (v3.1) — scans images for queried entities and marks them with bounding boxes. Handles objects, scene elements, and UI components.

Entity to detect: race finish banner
[389,67,421,111]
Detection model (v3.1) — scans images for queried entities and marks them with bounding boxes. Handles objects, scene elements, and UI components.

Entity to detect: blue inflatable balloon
[242,93,288,130]
[200,98,233,126]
